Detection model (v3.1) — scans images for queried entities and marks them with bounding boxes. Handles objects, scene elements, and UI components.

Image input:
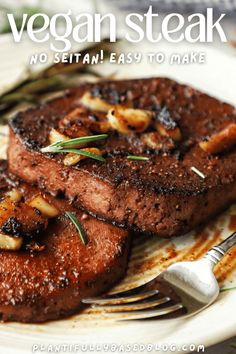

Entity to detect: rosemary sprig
[0,92,37,104]
[41,134,107,162]
[45,147,105,162]
[220,285,236,292]
[46,134,108,150]
[0,39,116,122]
[127,155,150,161]
[37,40,113,79]
[65,211,88,245]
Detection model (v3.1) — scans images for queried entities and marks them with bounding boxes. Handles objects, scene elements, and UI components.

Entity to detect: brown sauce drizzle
[215,248,236,283]
[127,228,236,287]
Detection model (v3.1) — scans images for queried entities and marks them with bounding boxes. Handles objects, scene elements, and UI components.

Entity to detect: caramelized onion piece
[59,108,111,137]
[0,233,22,251]
[155,122,182,142]
[107,106,152,134]
[28,196,59,218]
[81,92,113,112]
[49,128,69,145]
[142,132,175,150]
[0,197,21,225]
[49,128,89,149]
[58,108,91,138]
[6,189,22,202]
[63,148,102,166]
[59,107,86,127]
[92,121,111,133]
[0,195,47,244]
[199,123,236,154]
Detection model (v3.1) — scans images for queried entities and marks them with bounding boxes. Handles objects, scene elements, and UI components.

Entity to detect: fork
[82,231,236,320]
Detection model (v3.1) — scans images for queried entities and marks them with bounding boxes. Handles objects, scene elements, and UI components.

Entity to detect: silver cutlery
[82,231,236,320]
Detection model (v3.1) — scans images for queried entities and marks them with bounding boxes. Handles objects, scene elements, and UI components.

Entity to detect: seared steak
[0,161,130,322]
[8,77,236,237]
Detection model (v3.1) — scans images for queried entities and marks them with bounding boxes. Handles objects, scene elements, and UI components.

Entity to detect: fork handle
[204,231,236,266]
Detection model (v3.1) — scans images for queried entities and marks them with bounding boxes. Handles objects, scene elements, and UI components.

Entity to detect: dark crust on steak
[0,161,130,323]
[8,77,236,237]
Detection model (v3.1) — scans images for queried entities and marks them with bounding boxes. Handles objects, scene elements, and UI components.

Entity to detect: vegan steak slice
[0,161,130,323]
[8,77,236,237]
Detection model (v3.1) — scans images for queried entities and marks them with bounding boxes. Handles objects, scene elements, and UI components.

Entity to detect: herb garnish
[41,134,107,162]
[51,148,105,162]
[220,285,236,292]
[65,212,88,245]
[42,134,108,151]
[127,155,150,161]
[0,39,116,122]
[190,166,206,179]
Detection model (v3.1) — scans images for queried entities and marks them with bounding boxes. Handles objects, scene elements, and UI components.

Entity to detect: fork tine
[91,296,170,312]
[100,303,184,321]
[82,289,158,305]
[83,283,150,303]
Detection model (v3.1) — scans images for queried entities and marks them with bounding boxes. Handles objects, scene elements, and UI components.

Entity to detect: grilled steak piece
[8,77,236,237]
[0,161,130,323]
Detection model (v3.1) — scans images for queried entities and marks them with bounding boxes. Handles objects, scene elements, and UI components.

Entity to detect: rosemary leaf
[65,212,88,245]
[127,155,150,161]
[59,148,105,162]
[0,92,37,104]
[220,285,236,292]
[55,134,108,148]
[0,39,116,121]
[41,134,108,153]
[18,76,63,94]
[41,145,105,162]
[36,39,113,79]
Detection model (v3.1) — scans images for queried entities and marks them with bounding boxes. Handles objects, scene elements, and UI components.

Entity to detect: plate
[0,35,236,354]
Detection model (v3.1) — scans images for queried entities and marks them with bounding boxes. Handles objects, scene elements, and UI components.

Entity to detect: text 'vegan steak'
[0,161,129,322]
[8,77,236,237]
